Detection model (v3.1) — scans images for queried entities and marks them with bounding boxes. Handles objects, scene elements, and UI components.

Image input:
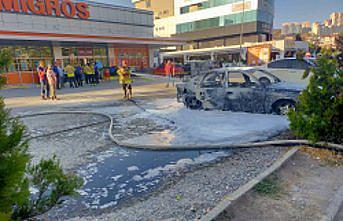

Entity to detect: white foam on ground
[133,151,231,182]
[127,166,139,172]
[123,99,289,146]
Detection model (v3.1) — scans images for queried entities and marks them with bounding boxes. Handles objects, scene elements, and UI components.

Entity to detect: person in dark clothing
[52,62,60,89]
[75,64,83,87]
[38,63,48,99]
[94,62,100,84]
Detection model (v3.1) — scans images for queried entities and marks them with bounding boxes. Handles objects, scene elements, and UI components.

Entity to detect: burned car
[176,68,304,115]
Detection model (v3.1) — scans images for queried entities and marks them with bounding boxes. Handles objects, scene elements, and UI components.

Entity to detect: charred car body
[177,68,304,115]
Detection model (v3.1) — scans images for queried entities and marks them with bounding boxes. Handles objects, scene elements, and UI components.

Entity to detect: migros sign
[0,0,90,19]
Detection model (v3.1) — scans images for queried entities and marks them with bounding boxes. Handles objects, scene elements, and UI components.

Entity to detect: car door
[198,71,226,110]
[225,71,267,113]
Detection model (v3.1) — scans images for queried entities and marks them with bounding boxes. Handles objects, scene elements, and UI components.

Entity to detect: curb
[200,147,300,221]
[321,184,343,221]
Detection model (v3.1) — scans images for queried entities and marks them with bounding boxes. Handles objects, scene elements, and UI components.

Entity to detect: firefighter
[117,60,133,100]
[83,63,93,85]
[65,64,76,88]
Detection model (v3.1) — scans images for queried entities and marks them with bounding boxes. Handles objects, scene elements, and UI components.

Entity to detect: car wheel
[273,100,296,115]
[185,96,202,110]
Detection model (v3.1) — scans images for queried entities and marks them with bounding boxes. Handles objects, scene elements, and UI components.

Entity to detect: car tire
[273,100,296,115]
[184,96,202,110]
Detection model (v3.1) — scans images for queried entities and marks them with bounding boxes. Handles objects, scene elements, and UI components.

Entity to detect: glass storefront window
[62,48,71,57]
[29,48,41,57]
[61,47,108,67]
[0,46,53,72]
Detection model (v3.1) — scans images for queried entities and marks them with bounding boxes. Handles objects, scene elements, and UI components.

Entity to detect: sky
[92,0,342,28]
[274,0,342,27]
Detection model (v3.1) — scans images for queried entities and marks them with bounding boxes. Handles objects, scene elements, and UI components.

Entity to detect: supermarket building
[0,0,182,85]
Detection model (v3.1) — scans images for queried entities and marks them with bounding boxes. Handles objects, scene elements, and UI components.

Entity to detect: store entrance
[61,47,108,68]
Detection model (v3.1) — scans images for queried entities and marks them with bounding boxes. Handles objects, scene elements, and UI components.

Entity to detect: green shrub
[12,157,83,219]
[254,175,281,199]
[288,53,343,143]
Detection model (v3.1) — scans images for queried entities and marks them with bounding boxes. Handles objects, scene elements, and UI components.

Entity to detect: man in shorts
[117,60,133,100]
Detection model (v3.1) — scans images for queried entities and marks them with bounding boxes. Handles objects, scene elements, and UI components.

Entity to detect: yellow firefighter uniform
[117,67,132,85]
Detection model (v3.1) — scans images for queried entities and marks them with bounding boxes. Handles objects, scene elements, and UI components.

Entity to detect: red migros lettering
[45,0,61,17]
[0,0,90,19]
[27,0,46,15]
[76,2,89,20]
[19,0,28,13]
[0,0,20,12]
[61,0,76,18]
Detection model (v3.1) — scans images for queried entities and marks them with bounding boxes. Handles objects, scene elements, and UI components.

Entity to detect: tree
[336,33,343,67]
[0,49,12,72]
[0,49,30,221]
[336,32,343,51]
[288,53,343,143]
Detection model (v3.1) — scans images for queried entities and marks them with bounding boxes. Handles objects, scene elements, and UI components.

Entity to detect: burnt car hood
[267,82,306,92]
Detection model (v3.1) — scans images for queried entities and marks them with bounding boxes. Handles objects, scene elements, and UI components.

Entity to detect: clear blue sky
[275,0,343,27]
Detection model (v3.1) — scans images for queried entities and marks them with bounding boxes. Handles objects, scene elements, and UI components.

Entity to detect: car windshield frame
[200,70,225,88]
[227,70,262,88]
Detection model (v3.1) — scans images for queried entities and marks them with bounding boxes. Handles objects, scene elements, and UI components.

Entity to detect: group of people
[38,62,60,100]
[38,60,133,101]
[64,62,102,88]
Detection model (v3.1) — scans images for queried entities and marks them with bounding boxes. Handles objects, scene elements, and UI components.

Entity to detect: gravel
[19,101,288,221]
[46,146,286,221]
[25,114,112,170]
[22,114,109,137]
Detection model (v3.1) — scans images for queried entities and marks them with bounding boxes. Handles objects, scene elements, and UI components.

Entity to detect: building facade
[312,12,343,36]
[133,0,176,37]
[281,21,311,36]
[0,0,181,84]
[172,0,275,50]
[135,0,275,45]
[133,0,174,19]
[331,12,343,26]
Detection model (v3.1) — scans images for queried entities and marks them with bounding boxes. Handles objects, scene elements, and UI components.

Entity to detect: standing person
[52,61,61,89]
[83,63,92,85]
[65,64,76,88]
[37,62,47,100]
[117,60,133,100]
[94,62,100,84]
[75,64,83,87]
[90,63,96,86]
[46,65,58,100]
[57,64,64,88]
[164,60,175,87]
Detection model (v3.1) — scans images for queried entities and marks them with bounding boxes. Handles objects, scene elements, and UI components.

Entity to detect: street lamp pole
[239,0,245,66]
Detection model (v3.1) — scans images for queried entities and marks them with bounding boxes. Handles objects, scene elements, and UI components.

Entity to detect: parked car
[267,58,316,70]
[153,64,184,75]
[177,68,304,115]
[266,58,316,85]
